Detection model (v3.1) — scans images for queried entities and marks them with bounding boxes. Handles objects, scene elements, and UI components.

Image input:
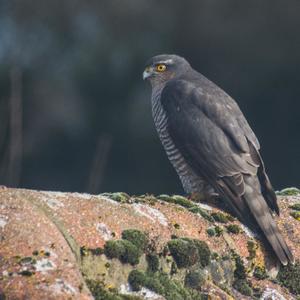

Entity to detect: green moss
[118,240,140,265]
[226,214,235,222]
[158,272,201,299]
[233,279,253,296]
[206,227,216,237]
[145,196,157,206]
[173,223,180,229]
[184,270,205,289]
[86,279,142,300]
[80,246,104,257]
[226,224,241,234]
[167,239,199,268]
[276,187,300,196]
[157,194,194,208]
[252,287,263,299]
[128,270,146,291]
[128,270,204,300]
[12,255,21,261]
[156,194,173,202]
[121,229,148,251]
[104,240,125,259]
[19,257,33,265]
[18,270,35,276]
[290,211,300,221]
[172,195,193,207]
[289,203,300,211]
[157,194,213,222]
[188,206,214,222]
[146,253,159,273]
[170,261,177,275]
[212,252,220,260]
[104,240,141,265]
[140,275,164,295]
[128,270,165,295]
[253,265,268,280]
[80,246,89,257]
[167,238,211,268]
[221,254,230,261]
[215,226,223,237]
[247,240,257,260]
[211,212,229,223]
[277,261,300,295]
[161,245,169,257]
[233,254,247,280]
[101,192,131,203]
[90,247,104,256]
[192,239,211,267]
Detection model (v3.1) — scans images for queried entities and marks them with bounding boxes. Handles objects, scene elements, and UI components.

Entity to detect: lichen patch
[0,214,8,229]
[276,187,300,196]
[133,203,168,226]
[96,222,113,241]
[71,192,93,200]
[47,279,77,296]
[195,202,213,211]
[119,283,164,299]
[41,191,68,198]
[40,194,64,210]
[261,288,286,300]
[35,258,56,273]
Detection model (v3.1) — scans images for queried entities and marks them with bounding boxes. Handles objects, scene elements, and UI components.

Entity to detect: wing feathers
[248,140,279,214]
[161,78,293,264]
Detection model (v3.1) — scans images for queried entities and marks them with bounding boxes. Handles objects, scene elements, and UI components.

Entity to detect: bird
[143,54,294,266]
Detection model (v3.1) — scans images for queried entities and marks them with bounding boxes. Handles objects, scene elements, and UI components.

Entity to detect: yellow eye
[156,64,167,72]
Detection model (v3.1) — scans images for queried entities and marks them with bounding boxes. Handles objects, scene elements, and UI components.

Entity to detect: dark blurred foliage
[0,0,299,194]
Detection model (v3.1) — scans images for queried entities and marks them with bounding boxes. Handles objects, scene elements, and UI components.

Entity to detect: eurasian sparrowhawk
[143,54,293,265]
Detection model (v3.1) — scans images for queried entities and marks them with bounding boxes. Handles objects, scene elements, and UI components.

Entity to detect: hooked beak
[143,66,153,80]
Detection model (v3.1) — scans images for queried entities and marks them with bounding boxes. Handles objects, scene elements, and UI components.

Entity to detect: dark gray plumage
[143,54,294,265]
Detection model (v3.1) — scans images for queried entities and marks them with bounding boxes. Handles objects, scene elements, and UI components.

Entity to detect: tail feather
[243,176,294,265]
[248,140,279,215]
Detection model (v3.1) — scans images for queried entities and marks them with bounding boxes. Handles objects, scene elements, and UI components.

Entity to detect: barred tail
[243,176,294,265]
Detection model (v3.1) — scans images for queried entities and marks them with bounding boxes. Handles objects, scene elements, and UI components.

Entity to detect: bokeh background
[0,0,299,195]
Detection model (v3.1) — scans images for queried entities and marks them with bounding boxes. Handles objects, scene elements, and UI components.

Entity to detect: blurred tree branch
[0,98,9,175]
[0,66,23,187]
[86,134,112,194]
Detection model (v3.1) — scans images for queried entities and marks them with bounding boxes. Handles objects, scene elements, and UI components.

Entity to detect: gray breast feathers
[151,87,212,194]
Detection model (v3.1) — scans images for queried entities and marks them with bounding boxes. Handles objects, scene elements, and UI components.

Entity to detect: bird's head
[143,54,191,86]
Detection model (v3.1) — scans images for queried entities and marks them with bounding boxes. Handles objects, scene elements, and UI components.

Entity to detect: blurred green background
[0,0,299,194]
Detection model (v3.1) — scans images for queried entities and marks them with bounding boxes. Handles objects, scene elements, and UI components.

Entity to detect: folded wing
[161,79,293,265]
